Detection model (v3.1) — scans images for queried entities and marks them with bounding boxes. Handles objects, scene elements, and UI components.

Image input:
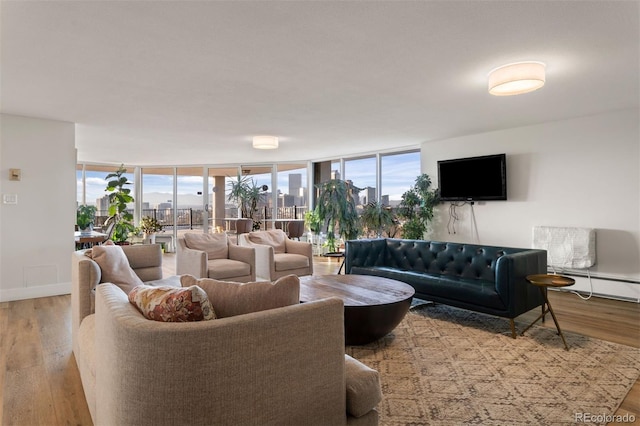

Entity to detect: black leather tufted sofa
[344,238,547,337]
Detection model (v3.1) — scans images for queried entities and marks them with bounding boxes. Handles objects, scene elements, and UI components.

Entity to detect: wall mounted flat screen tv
[437,154,507,201]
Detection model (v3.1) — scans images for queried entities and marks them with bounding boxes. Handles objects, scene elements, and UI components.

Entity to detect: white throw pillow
[86,245,144,294]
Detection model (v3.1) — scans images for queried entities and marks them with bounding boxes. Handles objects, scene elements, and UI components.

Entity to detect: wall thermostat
[9,169,21,181]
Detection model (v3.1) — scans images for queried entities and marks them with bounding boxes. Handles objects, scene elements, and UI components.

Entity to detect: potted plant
[315,179,361,253]
[76,205,97,235]
[360,201,397,238]
[105,164,136,244]
[303,208,322,248]
[304,208,322,235]
[397,173,440,239]
[227,172,265,230]
[139,216,163,244]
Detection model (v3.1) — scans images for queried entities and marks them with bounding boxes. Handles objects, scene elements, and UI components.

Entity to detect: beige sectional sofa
[71,244,381,425]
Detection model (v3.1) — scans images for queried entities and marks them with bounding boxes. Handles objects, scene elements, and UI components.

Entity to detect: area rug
[346,304,640,426]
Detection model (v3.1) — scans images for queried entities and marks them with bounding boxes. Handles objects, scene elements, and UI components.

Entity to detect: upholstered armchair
[177,232,256,282]
[238,229,313,281]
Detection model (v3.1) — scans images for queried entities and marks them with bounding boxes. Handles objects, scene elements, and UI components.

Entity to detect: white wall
[422,109,640,301]
[1,110,637,301]
[0,114,76,301]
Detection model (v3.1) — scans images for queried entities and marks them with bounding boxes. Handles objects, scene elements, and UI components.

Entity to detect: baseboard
[550,287,640,304]
[0,282,71,302]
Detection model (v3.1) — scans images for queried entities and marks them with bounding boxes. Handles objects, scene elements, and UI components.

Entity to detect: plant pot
[79,224,93,236]
[144,233,156,244]
[324,251,344,258]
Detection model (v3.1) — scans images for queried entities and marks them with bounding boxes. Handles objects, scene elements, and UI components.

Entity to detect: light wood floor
[2,254,638,425]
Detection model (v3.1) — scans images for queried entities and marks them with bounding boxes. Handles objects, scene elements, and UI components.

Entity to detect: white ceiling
[1,1,638,166]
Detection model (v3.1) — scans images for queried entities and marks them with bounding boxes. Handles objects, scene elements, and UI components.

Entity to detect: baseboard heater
[547,271,639,285]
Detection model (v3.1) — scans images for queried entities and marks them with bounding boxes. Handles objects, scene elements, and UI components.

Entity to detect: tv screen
[437,154,507,201]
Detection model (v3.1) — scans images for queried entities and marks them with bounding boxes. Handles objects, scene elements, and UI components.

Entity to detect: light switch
[3,194,18,204]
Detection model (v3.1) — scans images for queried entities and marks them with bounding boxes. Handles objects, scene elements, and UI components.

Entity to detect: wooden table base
[300,274,415,345]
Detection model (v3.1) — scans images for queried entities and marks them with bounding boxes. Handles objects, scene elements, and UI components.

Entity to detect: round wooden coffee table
[299,274,415,345]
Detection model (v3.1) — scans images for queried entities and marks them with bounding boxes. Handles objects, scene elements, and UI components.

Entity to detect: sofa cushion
[345,355,382,417]
[180,274,299,318]
[128,285,216,322]
[184,232,229,260]
[78,314,96,379]
[274,253,310,271]
[248,229,287,254]
[350,266,505,310]
[86,245,144,294]
[143,275,182,288]
[207,258,252,280]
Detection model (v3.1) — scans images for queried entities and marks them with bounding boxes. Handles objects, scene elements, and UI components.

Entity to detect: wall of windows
[238,165,272,229]
[176,167,206,231]
[331,150,421,209]
[76,164,135,228]
[380,151,421,207]
[277,163,308,220]
[75,148,420,238]
[344,156,377,207]
[208,166,234,231]
[141,167,174,231]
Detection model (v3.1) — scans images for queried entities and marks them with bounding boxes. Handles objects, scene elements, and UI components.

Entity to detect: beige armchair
[177,232,255,282]
[238,229,313,281]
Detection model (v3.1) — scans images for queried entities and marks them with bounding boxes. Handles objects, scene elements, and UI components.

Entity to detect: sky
[78,152,421,208]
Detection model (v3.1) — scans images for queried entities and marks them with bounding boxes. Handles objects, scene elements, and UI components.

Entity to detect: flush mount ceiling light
[252,135,279,149]
[488,61,546,96]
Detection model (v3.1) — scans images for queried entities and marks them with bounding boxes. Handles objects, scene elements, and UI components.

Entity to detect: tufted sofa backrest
[346,238,529,282]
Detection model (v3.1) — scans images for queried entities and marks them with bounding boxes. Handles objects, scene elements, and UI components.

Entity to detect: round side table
[324,252,346,274]
[522,274,575,350]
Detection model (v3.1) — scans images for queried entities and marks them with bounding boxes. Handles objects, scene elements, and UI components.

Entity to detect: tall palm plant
[315,179,361,252]
[227,173,264,229]
[361,201,397,238]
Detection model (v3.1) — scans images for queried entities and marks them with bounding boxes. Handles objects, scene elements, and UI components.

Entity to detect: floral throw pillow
[128,285,216,322]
